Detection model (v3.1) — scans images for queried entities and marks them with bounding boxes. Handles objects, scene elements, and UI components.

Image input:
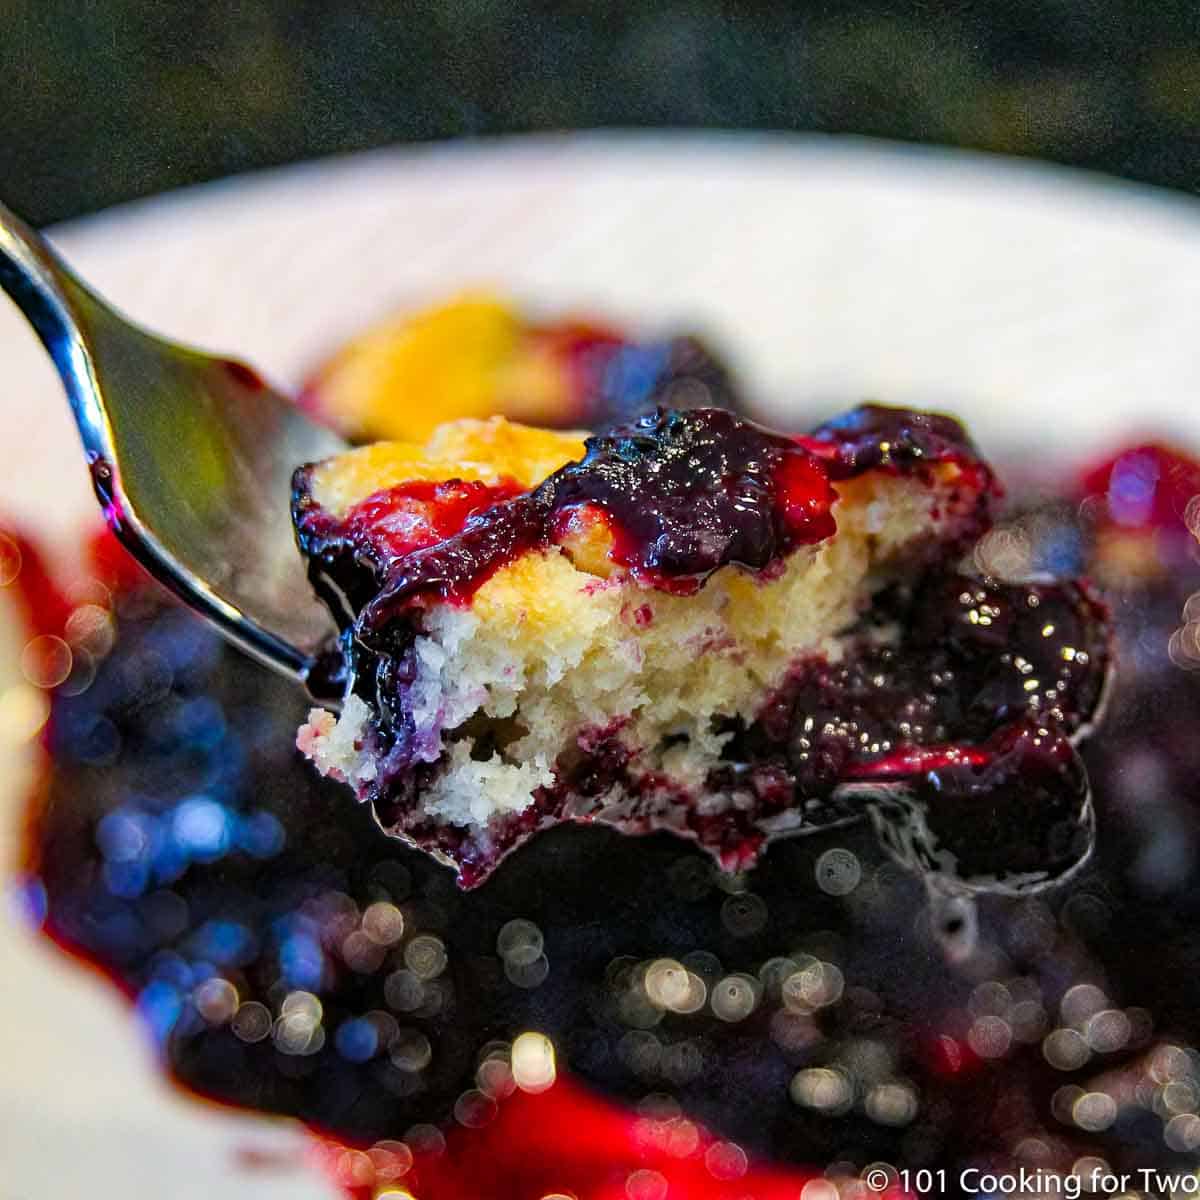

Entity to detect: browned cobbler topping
[292,405,1108,891]
[298,291,743,443]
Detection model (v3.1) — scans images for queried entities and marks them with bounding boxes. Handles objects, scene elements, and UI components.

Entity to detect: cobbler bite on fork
[293,405,1110,889]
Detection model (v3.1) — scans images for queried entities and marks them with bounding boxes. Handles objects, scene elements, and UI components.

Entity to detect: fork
[0,200,348,694]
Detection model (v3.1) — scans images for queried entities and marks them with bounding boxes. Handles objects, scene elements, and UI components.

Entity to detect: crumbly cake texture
[293,406,1109,889]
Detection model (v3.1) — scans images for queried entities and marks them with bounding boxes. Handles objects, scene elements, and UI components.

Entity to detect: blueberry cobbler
[22,296,1200,1200]
[300,292,739,443]
[292,404,1109,890]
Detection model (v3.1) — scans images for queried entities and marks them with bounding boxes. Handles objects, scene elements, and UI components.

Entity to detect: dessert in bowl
[9,291,1200,1199]
[298,291,740,443]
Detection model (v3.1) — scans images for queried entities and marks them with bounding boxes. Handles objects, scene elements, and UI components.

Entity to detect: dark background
[5,0,1200,227]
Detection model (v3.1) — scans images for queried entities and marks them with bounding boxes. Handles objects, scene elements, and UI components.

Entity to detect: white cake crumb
[297,694,377,787]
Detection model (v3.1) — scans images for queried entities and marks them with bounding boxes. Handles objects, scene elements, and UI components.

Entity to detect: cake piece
[293,405,1110,888]
[298,291,741,443]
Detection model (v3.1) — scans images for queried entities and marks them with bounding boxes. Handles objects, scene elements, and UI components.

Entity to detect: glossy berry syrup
[295,407,850,632]
[535,322,744,430]
[548,406,839,591]
[715,569,1108,890]
[296,405,994,624]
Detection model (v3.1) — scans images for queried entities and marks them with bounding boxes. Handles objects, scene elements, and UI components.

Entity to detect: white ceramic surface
[3,131,1199,1198]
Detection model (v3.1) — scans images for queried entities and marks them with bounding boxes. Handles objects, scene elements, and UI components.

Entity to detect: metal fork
[0,200,347,692]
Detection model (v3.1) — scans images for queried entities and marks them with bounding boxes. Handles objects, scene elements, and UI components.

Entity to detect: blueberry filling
[557,331,743,429]
[296,406,993,617]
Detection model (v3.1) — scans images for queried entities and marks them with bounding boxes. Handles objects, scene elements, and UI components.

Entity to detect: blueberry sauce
[296,406,994,625]
[537,325,743,429]
[294,478,528,627]
[343,479,529,565]
[548,407,839,593]
[869,720,1093,890]
[799,403,997,484]
[295,408,843,629]
[706,571,1105,891]
[745,571,1108,789]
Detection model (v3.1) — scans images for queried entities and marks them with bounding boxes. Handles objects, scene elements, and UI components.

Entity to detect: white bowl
[3,131,1198,1198]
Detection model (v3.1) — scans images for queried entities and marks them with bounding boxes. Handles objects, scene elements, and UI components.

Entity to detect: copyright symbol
[864,1168,891,1191]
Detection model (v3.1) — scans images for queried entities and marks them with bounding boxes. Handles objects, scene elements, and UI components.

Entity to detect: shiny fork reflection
[0,200,346,690]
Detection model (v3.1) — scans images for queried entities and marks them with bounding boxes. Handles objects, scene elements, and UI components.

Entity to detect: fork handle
[0,200,85,356]
[0,200,118,479]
